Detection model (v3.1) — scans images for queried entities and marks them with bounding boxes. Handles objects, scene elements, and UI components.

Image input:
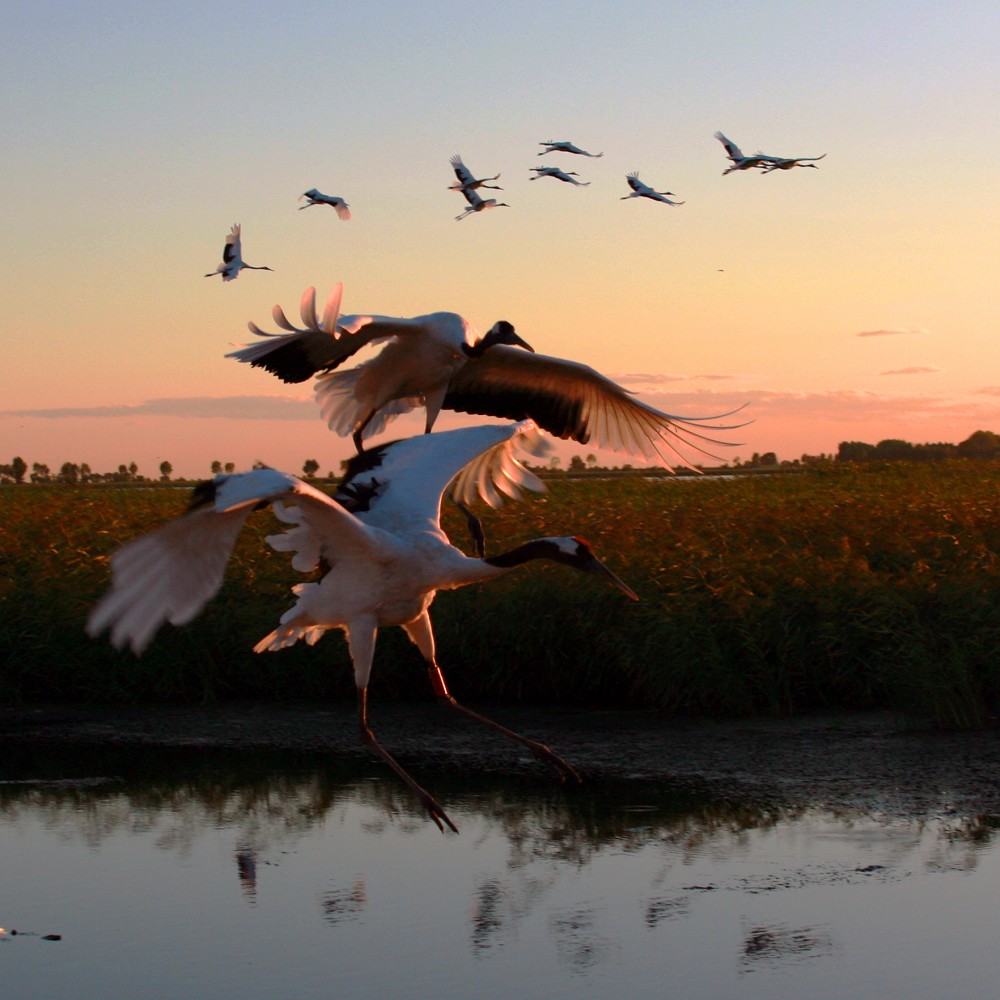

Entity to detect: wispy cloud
[856,328,928,338]
[616,373,687,385]
[975,386,1000,397]
[878,366,941,376]
[614,373,748,392]
[632,386,998,425]
[0,396,315,420]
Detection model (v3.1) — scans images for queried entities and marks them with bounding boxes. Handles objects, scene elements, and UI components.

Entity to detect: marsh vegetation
[3,461,999,726]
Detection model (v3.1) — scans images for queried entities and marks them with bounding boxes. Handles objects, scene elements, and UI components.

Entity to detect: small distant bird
[621,173,685,205]
[228,284,747,469]
[204,224,273,281]
[299,189,352,220]
[449,155,502,192]
[86,421,639,832]
[538,140,603,158]
[759,153,827,173]
[455,187,509,221]
[529,166,590,186]
[714,132,771,175]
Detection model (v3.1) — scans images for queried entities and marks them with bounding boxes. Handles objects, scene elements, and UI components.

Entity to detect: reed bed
[3,461,1000,726]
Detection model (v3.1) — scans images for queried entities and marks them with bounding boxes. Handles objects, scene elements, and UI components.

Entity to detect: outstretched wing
[86,468,374,655]
[223,224,241,264]
[448,422,549,509]
[459,186,484,208]
[227,285,407,384]
[334,421,548,529]
[714,131,742,160]
[85,500,253,655]
[450,154,475,187]
[444,347,748,470]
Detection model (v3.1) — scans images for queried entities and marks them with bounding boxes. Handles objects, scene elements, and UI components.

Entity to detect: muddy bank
[4,703,1000,818]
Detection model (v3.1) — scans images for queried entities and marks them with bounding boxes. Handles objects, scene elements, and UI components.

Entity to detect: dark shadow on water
[3,741,999,861]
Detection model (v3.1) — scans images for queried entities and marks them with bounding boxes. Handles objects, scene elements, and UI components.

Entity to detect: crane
[714,132,771,175]
[759,153,827,173]
[538,140,603,158]
[449,155,502,192]
[204,224,273,281]
[86,421,639,833]
[529,166,590,186]
[227,285,747,470]
[621,172,685,205]
[455,186,510,220]
[299,189,352,220]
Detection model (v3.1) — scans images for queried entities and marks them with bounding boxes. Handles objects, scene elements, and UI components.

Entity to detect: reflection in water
[234,843,257,902]
[471,879,504,951]
[739,922,835,972]
[644,893,691,926]
[320,876,368,925]
[3,743,1000,999]
[550,905,619,975]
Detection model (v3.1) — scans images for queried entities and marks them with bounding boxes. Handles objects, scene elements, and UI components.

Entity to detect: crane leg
[352,411,377,454]
[356,688,458,834]
[426,666,582,786]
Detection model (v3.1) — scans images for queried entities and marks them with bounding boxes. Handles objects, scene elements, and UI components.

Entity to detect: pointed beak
[583,555,640,602]
[511,332,534,353]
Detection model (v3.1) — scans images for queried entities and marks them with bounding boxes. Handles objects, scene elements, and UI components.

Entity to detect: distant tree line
[836,430,1000,463]
[3,431,998,485]
[0,456,339,484]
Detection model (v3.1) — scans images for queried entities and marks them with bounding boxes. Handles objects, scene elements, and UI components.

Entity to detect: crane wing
[227,325,394,383]
[227,284,408,384]
[86,469,377,655]
[444,347,748,470]
[334,422,548,530]
[450,155,475,186]
[714,132,742,160]
[222,224,241,264]
[459,187,484,208]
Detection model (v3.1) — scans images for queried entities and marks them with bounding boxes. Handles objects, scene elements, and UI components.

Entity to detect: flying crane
[227,284,747,470]
[204,224,273,281]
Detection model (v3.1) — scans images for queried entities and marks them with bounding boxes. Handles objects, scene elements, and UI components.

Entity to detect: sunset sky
[4,1,997,478]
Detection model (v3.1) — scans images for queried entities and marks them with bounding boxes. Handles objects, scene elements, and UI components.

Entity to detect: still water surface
[3,744,1000,999]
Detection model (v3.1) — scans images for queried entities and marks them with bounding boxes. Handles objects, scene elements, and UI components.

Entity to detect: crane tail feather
[300,287,319,331]
[321,283,343,334]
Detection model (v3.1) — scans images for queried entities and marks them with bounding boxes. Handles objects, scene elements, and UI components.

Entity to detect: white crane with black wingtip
[538,140,603,158]
[529,166,590,186]
[449,155,503,192]
[714,131,772,175]
[204,224,273,281]
[299,189,352,220]
[621,172,685,206]
[759,153,827,173]
[454,186,510,220]
[86,421,639,833]
[226,285,748,470]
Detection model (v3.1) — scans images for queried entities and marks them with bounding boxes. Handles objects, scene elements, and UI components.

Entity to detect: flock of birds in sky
[88,130,822,831]
[205,132,827,278]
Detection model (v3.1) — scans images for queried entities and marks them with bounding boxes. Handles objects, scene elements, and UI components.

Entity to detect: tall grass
[3,461,1000,726]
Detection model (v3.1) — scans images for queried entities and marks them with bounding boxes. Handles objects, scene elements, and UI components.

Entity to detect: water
[3,744,1000,999]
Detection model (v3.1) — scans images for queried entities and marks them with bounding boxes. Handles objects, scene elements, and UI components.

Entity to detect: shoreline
[5,703,1000,818]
